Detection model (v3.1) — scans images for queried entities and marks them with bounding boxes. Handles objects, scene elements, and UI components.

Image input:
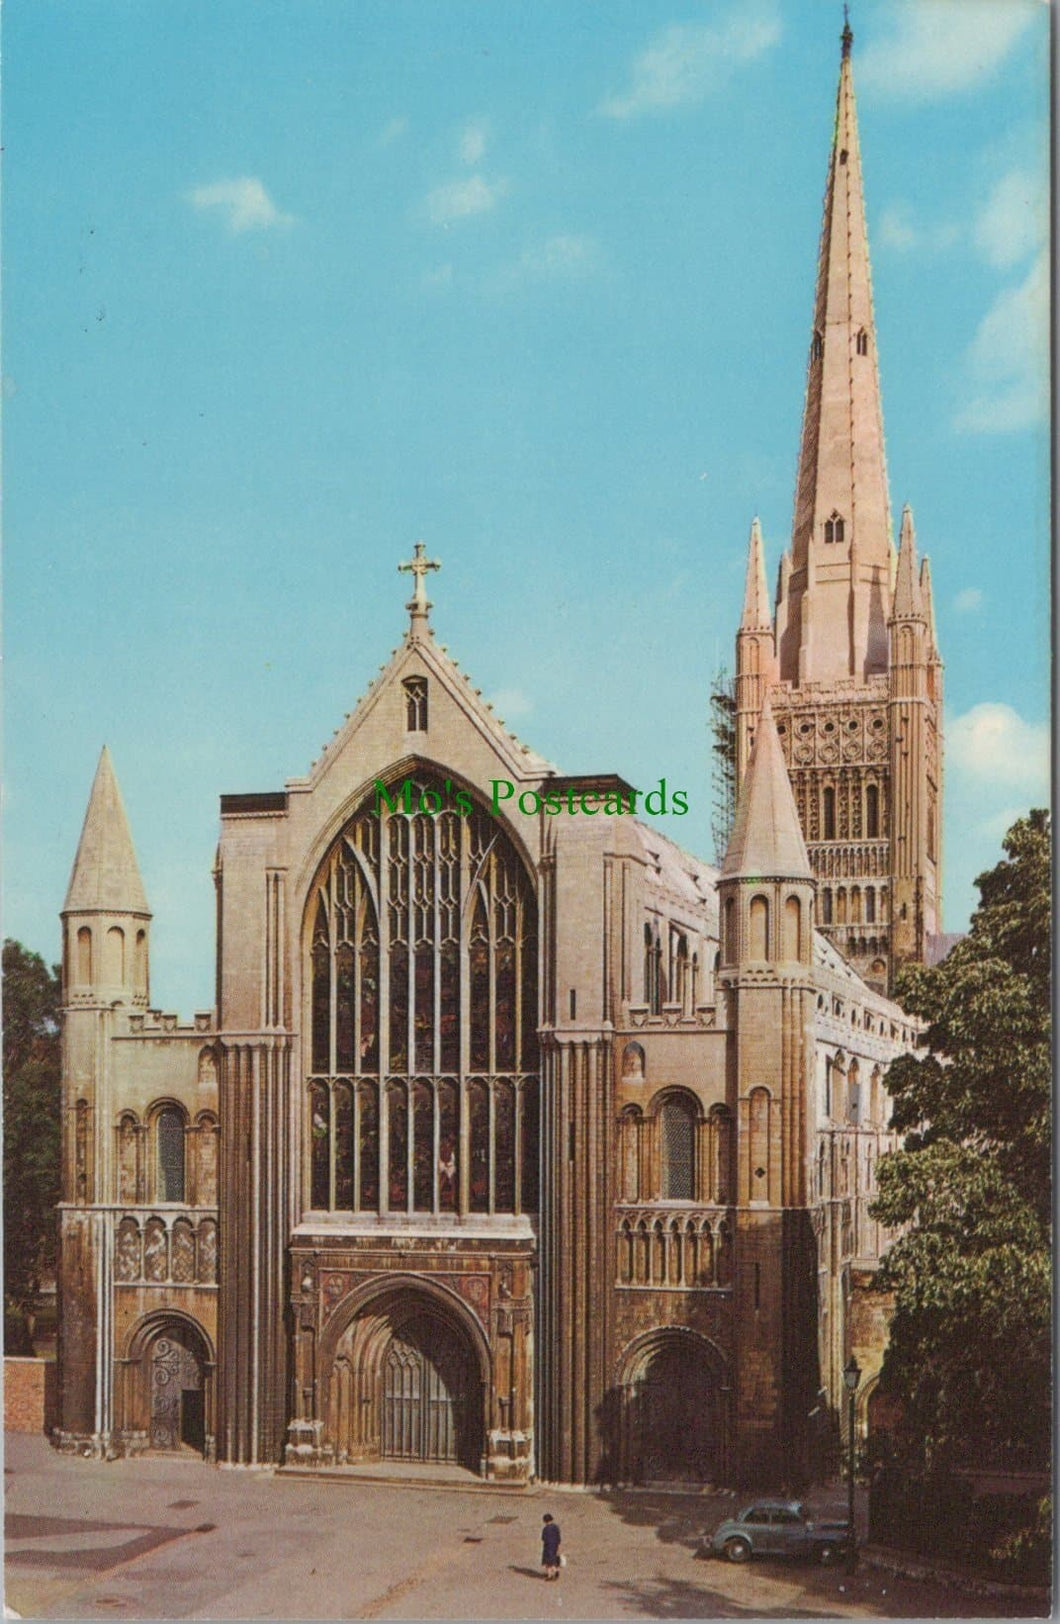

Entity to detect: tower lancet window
[823,786,836,840]
[856,328,868,355]
[824,511,845,544]
[157,1107,186,1203]
[811,329,824,361]
[866,782,880,839]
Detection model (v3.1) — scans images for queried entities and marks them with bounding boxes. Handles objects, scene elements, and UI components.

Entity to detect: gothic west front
[55,27,941,1491]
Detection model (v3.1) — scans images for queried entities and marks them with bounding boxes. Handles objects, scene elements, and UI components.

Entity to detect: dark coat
[542,1522,561,1563]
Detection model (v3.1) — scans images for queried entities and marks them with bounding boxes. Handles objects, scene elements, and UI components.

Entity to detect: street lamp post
[843,1355,861,1574]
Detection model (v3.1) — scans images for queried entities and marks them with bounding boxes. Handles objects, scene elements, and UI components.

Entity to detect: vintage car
[700,1500,850,1564]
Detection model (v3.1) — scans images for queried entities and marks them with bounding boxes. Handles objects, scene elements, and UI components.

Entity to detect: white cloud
[186,177,292,233]
[973,167,1046,269]
[483,234,604,296]
[953,587,983,614]
[877,202,959,255]
[459,119,489,165]
[599,4,780,119]
[379,116,409,146]
[878,204,917,251]
[857,0,1036,101]
[977,804,1040,843]
[514,234,601,280]
[488,687,534,720]
[421,263,454,291]
[948,703,1049,793]
[425,173,508,226]
[954,249,1048,433]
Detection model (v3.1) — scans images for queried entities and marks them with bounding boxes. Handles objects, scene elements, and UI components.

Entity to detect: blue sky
[4,0,1050,1016]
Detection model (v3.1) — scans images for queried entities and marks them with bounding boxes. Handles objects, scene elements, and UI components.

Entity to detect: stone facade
[54,30,934,1490]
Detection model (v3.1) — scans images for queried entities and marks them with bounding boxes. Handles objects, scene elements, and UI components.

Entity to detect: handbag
[559,1554,567,1568]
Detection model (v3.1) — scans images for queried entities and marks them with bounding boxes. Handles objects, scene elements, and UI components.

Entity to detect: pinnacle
[892,505,924,621]
[740,517,773,633]
[920,554,939,651]
[64,746,150,915]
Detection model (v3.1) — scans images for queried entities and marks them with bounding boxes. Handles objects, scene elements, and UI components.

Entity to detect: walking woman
[541,1514,562,1580]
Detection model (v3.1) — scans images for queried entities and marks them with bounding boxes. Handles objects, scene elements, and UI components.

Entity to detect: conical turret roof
[64,747,150,914]
[721,694,812,881]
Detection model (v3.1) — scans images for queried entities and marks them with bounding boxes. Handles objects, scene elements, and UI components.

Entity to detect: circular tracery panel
[305,771,539,1217]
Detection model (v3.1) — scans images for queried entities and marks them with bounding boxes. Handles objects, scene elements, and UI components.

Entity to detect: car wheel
[817,1542,838,1567]
[724,1537,752,1564]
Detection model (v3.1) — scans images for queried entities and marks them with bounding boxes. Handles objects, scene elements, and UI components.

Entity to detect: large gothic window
[306,770,539,1216]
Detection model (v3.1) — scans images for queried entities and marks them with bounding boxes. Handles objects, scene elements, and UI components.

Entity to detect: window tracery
[403,676,428,731]
[305,771,539,1216]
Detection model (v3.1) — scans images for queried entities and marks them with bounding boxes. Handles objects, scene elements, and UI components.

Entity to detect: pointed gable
[289,623,554,794]
[64,747,150,914]
[722,696,811,881]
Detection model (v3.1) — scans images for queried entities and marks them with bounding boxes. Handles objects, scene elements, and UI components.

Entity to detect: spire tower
[775,20,893,686]
[731,22,944,993]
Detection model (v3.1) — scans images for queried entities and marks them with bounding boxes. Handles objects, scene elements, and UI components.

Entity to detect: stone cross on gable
[398,542,441,631]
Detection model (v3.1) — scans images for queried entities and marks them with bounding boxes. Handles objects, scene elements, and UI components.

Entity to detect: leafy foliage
[870,810,1051,1474]
[3,939,62,1353]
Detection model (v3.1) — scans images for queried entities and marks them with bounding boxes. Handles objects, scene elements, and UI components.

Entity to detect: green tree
[871,810,1051,1474]
[3,939,62,1354]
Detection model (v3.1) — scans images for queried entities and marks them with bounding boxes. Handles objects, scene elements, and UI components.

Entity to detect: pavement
[2,1433,1045,1621]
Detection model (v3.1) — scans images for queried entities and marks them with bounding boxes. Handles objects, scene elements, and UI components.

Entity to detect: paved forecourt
[3,1435,1036,1621]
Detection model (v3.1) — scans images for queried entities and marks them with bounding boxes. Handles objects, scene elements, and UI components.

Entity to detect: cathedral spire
[64,746,149,915]
[776,20,893,685]
[740,517,773,632]
[722,693,812,881]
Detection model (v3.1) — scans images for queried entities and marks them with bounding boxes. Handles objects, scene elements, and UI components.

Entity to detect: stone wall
[5,1357,57,1433]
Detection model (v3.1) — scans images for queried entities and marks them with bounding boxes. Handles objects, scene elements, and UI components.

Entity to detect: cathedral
[55,27,940,1490]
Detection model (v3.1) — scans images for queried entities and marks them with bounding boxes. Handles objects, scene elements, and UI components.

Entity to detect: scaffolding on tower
[710,666,736,865]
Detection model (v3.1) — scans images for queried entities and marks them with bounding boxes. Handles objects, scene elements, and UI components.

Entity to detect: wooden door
[637,1341,715,1482]
[149,1331,203,1452]
[381,1314,473,1466]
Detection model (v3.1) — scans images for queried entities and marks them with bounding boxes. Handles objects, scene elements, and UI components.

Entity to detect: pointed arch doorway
[324,1284,487,1473]
[381,1311,475,1466]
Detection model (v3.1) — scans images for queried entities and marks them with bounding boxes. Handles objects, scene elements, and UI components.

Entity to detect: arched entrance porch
[320,1278,489,1474]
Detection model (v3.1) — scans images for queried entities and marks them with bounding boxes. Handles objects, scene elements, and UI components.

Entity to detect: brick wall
[4,1357,57,1433]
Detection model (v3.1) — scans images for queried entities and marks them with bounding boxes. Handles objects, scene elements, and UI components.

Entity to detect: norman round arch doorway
[619,1328,728,1485]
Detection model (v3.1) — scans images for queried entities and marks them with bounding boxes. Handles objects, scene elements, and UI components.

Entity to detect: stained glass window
[306,771,539,1216]
[660,1095,696,1201]
[157,1107,186,1203]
